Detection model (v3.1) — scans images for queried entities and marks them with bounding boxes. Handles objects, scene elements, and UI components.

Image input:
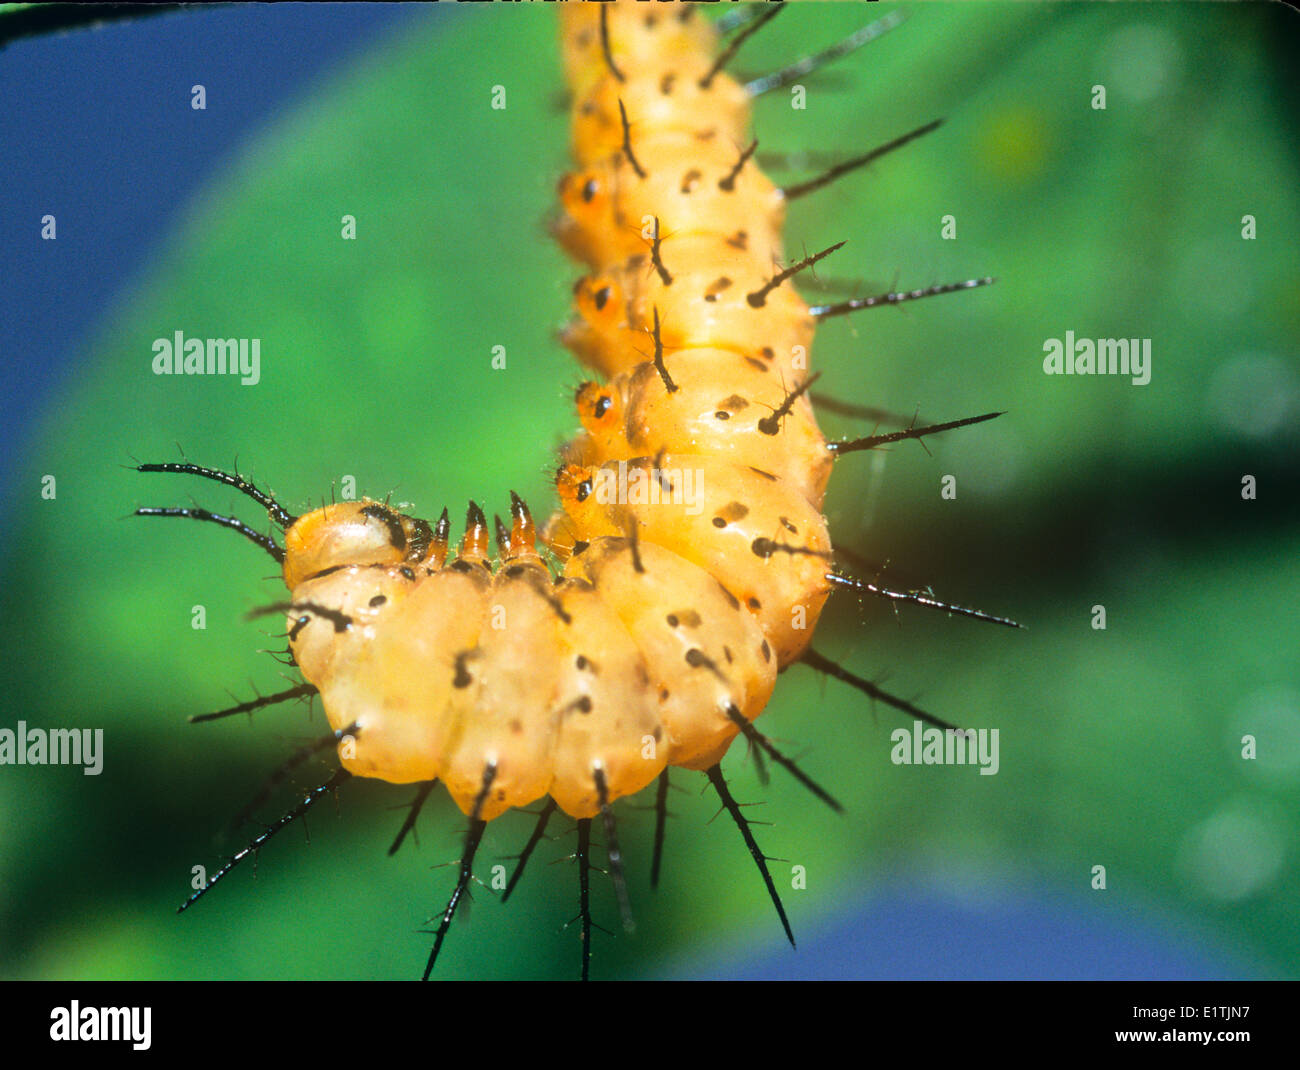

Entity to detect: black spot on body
[747,596,762,610]
[712,517,727,528]
[703,277,732,303]
[453,652,473,689]
[685,648,725,679]
[449,560,474,573]
[369,594,387,608]
[715,410,730,421]
[505,564,526,579]
[761,640,772,662]
[400,567,415,581]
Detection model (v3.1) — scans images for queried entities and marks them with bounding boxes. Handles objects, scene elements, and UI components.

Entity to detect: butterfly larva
[135,0,1014,980]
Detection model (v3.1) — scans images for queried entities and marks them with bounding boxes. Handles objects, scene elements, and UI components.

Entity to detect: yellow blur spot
[975,107,1049,184]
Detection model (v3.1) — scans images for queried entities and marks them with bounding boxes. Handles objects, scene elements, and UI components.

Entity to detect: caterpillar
[133,0,1015,980]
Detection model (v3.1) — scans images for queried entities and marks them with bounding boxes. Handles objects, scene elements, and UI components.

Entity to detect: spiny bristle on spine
[827,411,1005,456]
[700,4,785,90]
[744,10,908,97]
[422,762,496,981]
[800,648,961,733]
[618,98,647,179]
[718,138,758,191]
[811,276,996,319]
[134,461,297,528]
[133,504,286,563]
[227,722,359,836]
[188,682,317,724]
[783,119,944,201]
[177,768,351,915]
[757,371,822,437]
[825,572,1022,629]
[747,240,846,308]
[502,799,558,902]
[388,780,437,857]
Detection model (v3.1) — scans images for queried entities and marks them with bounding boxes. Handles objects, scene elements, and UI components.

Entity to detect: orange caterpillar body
[138,0,1010,978]
[285,2,831,823]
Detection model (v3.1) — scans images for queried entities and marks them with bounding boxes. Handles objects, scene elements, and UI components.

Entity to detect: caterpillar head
[282,501,434,589]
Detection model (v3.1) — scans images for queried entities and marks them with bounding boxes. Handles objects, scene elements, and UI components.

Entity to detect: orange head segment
[283,500,432,589]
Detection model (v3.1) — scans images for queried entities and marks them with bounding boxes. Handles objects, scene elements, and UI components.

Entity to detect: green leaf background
[2,2,1297,980]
